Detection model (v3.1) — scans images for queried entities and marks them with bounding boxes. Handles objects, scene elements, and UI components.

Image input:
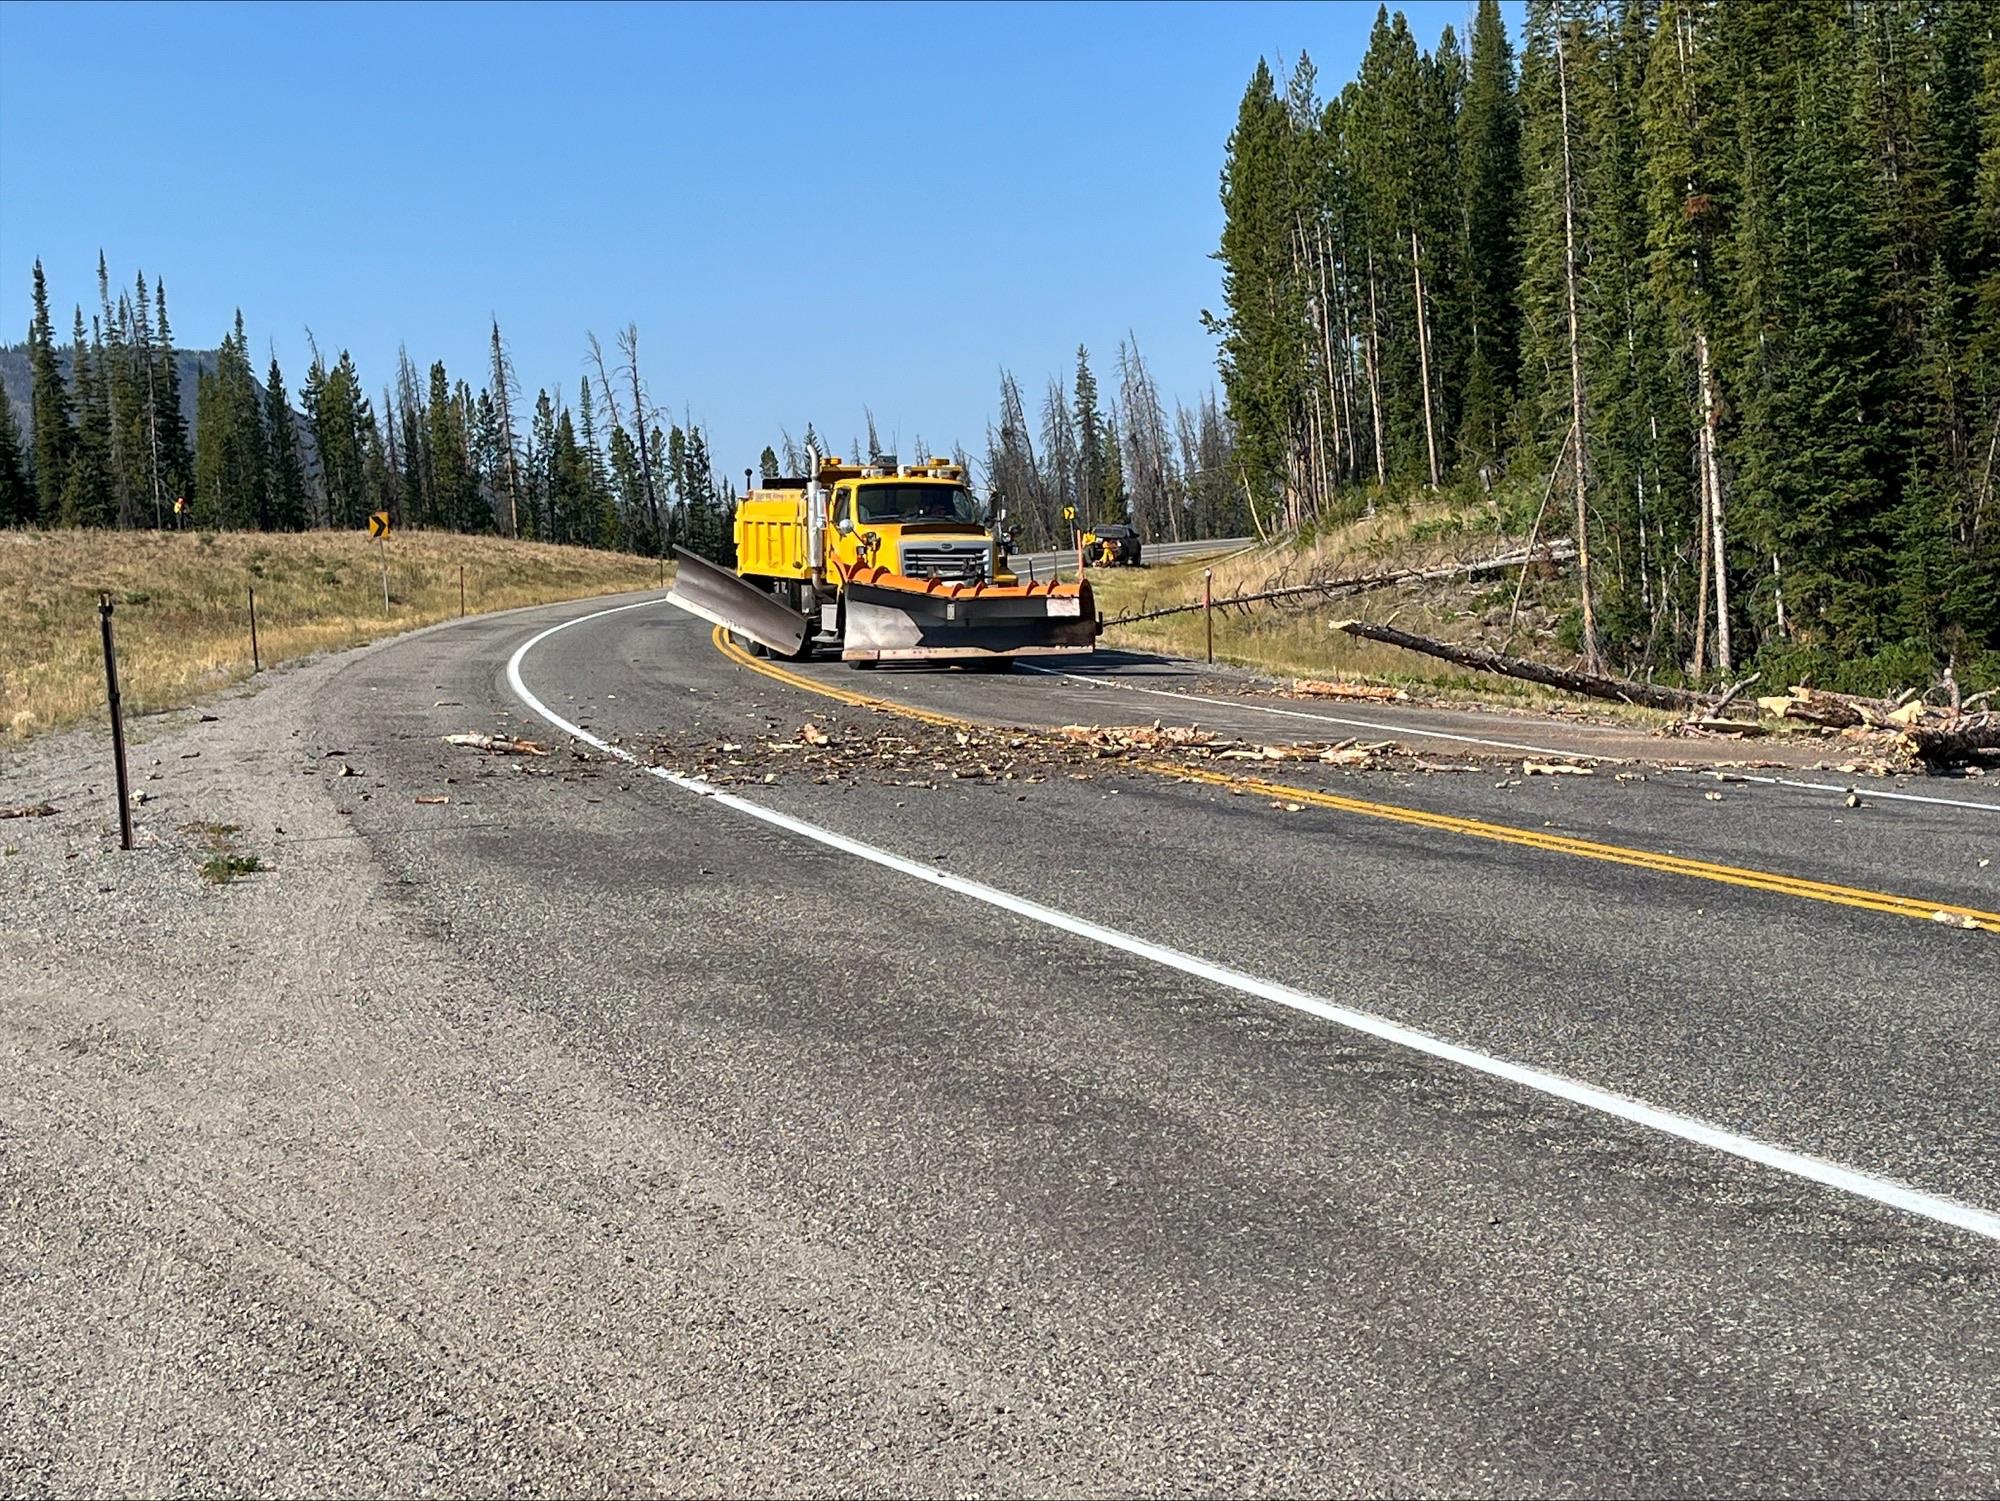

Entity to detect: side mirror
[835,516,855,536]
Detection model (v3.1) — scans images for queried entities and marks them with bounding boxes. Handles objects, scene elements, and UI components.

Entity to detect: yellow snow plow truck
[667,451,1099,664]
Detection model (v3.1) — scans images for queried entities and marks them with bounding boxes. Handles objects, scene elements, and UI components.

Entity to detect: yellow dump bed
[736,488,814,582]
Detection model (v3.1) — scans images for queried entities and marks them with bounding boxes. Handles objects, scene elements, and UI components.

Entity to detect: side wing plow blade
[664,549,810,658]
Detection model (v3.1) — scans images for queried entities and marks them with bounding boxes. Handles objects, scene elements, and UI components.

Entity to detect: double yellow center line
[711,627,2000,934]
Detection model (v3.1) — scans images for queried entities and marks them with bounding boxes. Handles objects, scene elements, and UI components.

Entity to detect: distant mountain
[0,343,319,462]
[0,341,217,439]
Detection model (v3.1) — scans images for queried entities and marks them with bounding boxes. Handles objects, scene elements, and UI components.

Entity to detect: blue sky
[0,0,1504,477]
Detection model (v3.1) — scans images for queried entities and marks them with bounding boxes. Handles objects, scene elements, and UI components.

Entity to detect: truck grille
[899,542,990,581]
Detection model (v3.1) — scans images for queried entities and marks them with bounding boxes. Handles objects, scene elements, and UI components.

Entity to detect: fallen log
[1105,542,1576,627]
[1902,713,2000,769]
[1766,692,1864,729]
[1330,619,1708,711]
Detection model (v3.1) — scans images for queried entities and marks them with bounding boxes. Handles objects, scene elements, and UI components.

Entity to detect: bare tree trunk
[617,326,665,552]
[1364,248,1387,501]
[1556,32,1602,674]
[1410,228,1442,492]
[1310,219,1345,488]
[1635,468,1650,613]
[1968,402,1996,548]
[1330,225,1360,486]
[488,319,525,538]
[1306,364,1330,519]
[1696,328,1731,672]
[1692,433,1711,678]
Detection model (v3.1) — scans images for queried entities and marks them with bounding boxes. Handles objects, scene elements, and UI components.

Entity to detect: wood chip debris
[414,795,451,805]
[643,713,1475,791]
[1522,761,1593,776]
[444,733,548,756]
[0,802,57,819]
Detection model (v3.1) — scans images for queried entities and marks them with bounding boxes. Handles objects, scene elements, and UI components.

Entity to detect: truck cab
[824,461,999,584]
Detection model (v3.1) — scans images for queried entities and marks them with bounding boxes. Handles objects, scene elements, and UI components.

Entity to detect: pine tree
[62,307,114,526]
[0,378,32,524]
[427,361,474,532]
[151,278,191,512]
[528,390,558,540]
[1099,415,1125,521]
[1724,2,1894,654]
[487,318,525,536]
[94,252,137,524]
[758,445,780,485]
[265,356,308,530]
[1457,0,1523,466]
[1073,346,1105,522]
[27,261,71,522]
[1210,58,1306,508]
[576,376,616,546]
[127,271,165,527]
[192,315,267,528]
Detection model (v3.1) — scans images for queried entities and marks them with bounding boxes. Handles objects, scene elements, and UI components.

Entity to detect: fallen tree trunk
[1903,713,2000,769]
[1106,542,1575,627]
[1330,619,1708,711]
[1761,692,1863,729]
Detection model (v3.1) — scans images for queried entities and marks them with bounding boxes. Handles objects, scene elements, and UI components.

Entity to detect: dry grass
[1086,503,1663,719]
[1,528,667,744]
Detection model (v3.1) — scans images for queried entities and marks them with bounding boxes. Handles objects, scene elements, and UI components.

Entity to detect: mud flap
[841,578,1099,662]
[664,549,811,658]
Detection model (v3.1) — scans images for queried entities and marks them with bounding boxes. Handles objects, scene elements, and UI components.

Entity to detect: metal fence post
[249,586,260,672]
[98,593,134,851]
[459,564,466,617]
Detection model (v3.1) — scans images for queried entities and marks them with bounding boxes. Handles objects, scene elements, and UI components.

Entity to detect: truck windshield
[855,483,981,525]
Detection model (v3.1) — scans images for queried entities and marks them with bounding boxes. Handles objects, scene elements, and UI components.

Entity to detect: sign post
[368,511,391,608]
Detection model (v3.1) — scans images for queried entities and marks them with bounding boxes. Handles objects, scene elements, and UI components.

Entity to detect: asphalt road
[8,589,1996,1496]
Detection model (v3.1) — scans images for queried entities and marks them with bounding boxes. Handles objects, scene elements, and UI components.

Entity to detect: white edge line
[506,599,2000,1245]
[1019,664,2000,816]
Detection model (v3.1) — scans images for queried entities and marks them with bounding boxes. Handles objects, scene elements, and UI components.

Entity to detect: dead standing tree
[1554,28,1603,675]
[488,317,526,537]
[589,326,666,554]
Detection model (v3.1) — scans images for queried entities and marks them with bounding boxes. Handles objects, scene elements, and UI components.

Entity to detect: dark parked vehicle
[1089,523,1143,566]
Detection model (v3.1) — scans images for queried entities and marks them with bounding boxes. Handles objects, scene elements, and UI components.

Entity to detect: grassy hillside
[1,528,665,743]
[1087,498,1600,706]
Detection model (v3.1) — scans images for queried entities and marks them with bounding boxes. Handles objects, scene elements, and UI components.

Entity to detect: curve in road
[509,599,2000,1245]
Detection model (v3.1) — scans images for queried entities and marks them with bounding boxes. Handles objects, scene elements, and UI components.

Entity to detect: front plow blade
[665,548,810,658]
[841,574,1099,662]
